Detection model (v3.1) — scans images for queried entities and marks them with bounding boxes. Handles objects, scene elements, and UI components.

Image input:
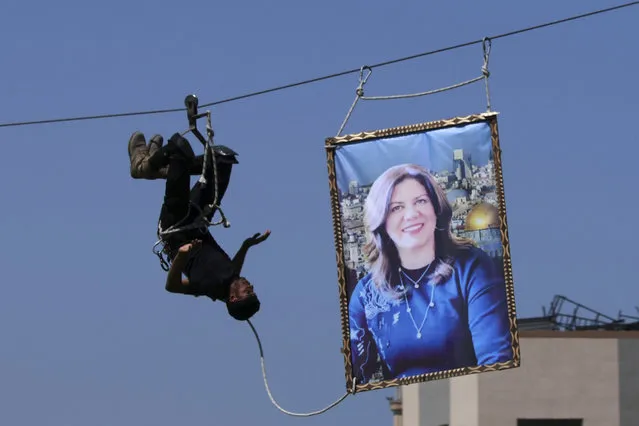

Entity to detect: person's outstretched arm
[232,230,271,275]
[165,240,201,295]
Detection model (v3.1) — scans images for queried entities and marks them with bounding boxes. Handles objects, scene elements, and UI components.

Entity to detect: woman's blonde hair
[362,163,473,300]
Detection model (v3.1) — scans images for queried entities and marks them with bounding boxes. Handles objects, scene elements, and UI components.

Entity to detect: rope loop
[247,319,354,417]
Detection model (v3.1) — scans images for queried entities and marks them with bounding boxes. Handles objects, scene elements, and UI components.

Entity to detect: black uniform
[157,134,239,300]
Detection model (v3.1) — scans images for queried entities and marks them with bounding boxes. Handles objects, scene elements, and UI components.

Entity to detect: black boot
[148,133,196,170]
[168,133,196,162]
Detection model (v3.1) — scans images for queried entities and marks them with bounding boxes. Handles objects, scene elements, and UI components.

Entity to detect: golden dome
[465,202,500,231]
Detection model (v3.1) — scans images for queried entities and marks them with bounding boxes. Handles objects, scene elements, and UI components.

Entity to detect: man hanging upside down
[128,131,270,321]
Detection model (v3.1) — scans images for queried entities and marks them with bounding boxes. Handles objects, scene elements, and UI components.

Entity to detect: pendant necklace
[398,267,436,339]
[399,265,429,289]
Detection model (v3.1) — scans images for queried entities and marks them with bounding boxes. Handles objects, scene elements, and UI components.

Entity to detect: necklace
[398,270,436,339]
[398,265,430,289]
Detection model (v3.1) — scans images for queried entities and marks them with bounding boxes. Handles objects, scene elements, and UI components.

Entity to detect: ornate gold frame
[324,112,520,394]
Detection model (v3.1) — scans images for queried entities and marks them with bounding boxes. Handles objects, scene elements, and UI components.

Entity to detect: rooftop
[519,294,639,332]
[385,294,639,414]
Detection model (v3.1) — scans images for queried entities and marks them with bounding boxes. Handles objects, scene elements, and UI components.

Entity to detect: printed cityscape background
[339,147,504,283]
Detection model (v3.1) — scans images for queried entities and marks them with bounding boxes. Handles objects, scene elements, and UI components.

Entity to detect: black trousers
[158,146,234,252]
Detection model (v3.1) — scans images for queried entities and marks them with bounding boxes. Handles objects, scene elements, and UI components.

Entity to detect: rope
[246,319,355,417]
[337,38,493,136]
[335,66,371,136]
[199,115,229,228]
[190,113,230,229]
[152,110,231,270]
[483,38,492,111]
[158,112,230,238]
[360,75,484,101]
[2,1,637,129]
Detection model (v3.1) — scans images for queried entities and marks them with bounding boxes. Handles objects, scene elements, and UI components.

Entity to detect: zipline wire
[0,1,637,129]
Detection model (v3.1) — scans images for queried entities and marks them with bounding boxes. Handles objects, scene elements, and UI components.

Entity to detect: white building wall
[390,331,639,426]
[475,335,620,426]
[619,338,639,426]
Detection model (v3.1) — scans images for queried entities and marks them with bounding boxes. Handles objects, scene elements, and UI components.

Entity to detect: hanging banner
[325,112,520,393]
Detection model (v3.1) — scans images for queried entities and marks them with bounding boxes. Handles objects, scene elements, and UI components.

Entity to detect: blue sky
[1,1,638,426]
[334,121,491,190]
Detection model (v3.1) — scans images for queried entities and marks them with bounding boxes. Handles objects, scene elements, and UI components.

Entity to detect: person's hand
[245,230,271,247]
[178,239,202,254]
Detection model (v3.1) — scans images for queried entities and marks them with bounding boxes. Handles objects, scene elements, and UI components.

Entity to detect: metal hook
[359,66,372,85]
[358,66,373,95]
[152,239,170,271]
[481,37,492,77]
[152,239,164,255]
[482,37,492,62]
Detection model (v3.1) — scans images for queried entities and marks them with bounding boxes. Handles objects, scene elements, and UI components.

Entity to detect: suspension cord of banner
[246,319,356,417]
[336,37,493,137]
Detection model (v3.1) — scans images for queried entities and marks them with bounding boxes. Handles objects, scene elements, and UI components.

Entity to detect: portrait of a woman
[348,163,513,384]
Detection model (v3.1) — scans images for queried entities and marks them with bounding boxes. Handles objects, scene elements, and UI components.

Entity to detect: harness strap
[152,94,231,270]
